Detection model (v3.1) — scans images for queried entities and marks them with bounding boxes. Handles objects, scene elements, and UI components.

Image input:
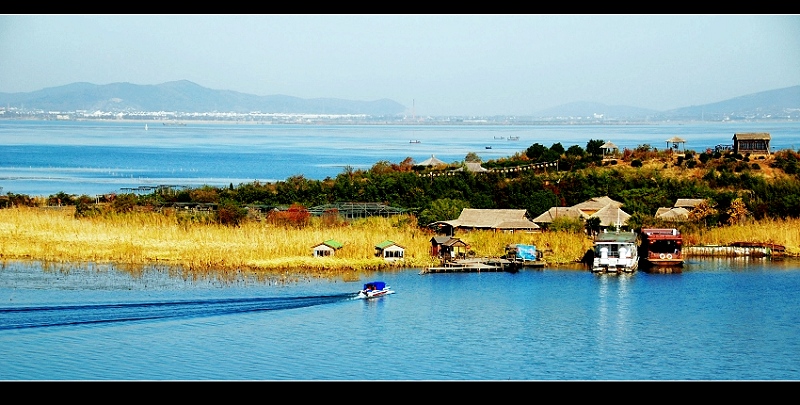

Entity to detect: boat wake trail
[0,293,357,331]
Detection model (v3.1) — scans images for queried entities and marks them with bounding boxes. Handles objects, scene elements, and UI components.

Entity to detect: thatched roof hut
[674,198,705,210]
[531,206,586,225]
[733,133,771,155]
[589,204,630,228]
[430,208,539,233]
[572,196,623,216]
[656,207,690,222]
[452,162,489,173]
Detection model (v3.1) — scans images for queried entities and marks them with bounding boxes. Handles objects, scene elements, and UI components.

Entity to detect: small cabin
[733,133,771,155]
[312,239,343,257]
[375,240,405,262]
[430,236,468,260]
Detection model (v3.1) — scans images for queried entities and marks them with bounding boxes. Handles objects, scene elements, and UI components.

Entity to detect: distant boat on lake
[410,140,421,144]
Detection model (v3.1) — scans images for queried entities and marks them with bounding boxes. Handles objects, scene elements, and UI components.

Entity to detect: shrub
[48,191,75,206]
[74,195,102,218]
[111,193,138,213]
[216,199,247,227]
[631,159,643,168]
[549,216,584,234]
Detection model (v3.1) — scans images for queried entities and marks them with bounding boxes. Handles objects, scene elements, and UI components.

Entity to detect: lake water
[2,120,799,197]
[1,258,800,381]
[2,120,800,381]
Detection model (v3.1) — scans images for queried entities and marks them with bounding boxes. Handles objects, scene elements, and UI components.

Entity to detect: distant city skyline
[1,14,798,116]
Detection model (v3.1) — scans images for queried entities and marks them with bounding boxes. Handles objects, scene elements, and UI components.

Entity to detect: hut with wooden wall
[430,236,468,260]
[733,133,771,155]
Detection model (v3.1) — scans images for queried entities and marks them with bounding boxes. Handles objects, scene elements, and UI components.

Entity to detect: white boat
[591,230,639,273]
[357,281,395,299]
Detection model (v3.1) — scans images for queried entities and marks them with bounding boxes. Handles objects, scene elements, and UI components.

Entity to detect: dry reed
[683,217,800,255]
[3,207,796,277]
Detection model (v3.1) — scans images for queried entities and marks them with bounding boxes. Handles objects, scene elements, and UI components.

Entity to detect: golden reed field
[0,207,797,276]
[0,207,593,273]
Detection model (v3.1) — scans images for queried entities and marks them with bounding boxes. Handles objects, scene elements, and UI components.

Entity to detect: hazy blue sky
[1,14,798,116]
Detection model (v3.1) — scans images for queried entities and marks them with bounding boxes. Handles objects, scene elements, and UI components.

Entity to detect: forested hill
[0,80,407,116]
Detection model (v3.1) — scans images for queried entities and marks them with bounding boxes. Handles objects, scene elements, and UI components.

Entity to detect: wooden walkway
[420,257,545,275]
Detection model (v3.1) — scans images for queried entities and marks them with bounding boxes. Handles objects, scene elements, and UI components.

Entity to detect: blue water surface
[2,120,799,197]
[1,258,798,381]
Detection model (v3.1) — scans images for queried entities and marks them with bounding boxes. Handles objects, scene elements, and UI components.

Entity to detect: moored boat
[591,230,638,273]
[357,281,395,299]
[639,228,684,269]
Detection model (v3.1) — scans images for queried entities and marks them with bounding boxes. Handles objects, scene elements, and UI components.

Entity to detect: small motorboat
[357,281,395,299]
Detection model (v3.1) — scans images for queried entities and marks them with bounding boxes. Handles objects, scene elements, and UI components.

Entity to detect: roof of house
[313,239,343,249]
[430,236,467,247]
[589,204,631,227]
[417,155,447,166]
[437,208,539,230]
[531,206,586,223]
[655,207,691,221]
[674,198,705,208]
[452,162,489,172]
[375,240,404,249]
[572,196,623,213]
[655,207,672,217]
[733,132,771,140]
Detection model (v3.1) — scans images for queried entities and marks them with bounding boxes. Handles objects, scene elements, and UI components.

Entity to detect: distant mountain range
[1,80,798,121]
[0,80,407,117]
[531,85,800,121]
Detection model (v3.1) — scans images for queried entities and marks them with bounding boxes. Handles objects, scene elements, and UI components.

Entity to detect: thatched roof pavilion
[600,141,619,157]
[418,155,447,167]
[666,136,687,152]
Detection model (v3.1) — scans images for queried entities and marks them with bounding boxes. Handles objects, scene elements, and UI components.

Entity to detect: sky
[1,14,799,117]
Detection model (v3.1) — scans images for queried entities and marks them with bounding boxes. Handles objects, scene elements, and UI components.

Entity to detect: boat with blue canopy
[357,281,395,299]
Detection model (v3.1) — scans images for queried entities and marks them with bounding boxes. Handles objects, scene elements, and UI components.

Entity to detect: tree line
[3,140,800,230]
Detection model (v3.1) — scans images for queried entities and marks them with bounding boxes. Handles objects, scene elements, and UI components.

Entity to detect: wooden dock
[420,257,544,275]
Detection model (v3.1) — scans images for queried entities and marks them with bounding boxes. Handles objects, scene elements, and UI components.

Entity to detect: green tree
[417,198,470,228]
[525,143,548,161]
[550,142,565,155]
[586,139,605,157]
[566,145,585,157]
[585,217,601,236]
[465,152,481,163]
